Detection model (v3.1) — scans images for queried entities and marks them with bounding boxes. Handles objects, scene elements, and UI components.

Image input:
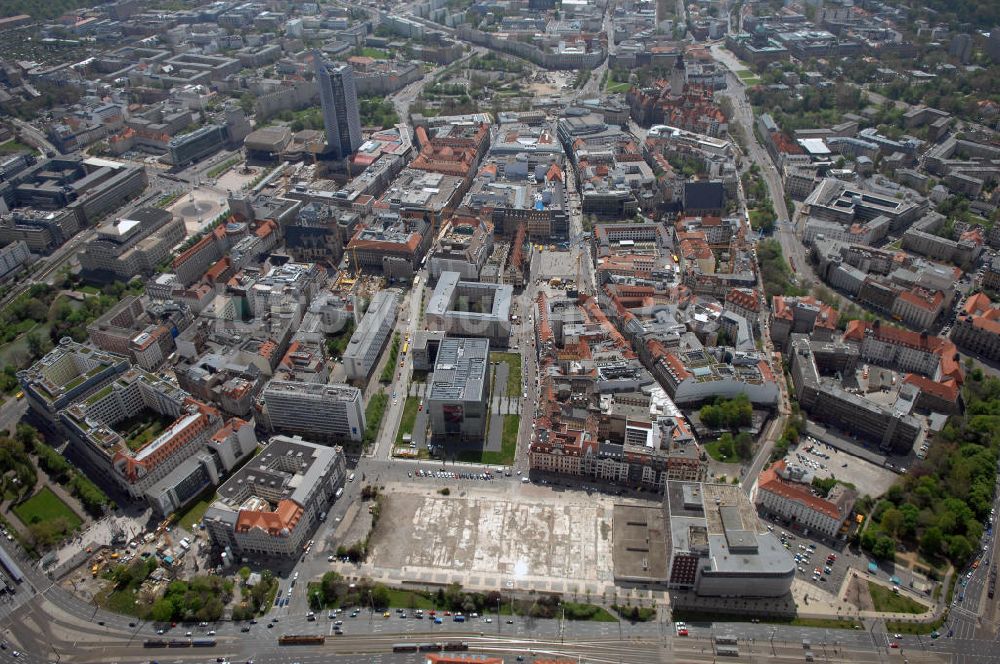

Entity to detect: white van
[348,473,356,482]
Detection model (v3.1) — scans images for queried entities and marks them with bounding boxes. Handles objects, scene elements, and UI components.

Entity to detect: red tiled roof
[235,499,304,536]
[759,460,842,520]
[726,288,760,312]
[902,374,960,403]
[898,288,943,312]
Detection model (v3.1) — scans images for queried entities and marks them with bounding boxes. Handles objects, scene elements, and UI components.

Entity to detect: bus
[279,635,326,646]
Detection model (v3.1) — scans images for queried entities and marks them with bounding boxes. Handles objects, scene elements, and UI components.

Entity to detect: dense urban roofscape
[0,0,998,660]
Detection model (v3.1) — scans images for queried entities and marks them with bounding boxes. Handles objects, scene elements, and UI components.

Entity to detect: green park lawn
[13,487,82,530]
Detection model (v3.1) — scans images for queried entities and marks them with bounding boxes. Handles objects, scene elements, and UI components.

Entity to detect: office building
[314,54,362,160]
[425,272,512,347]
[78,207,186,282]
[258,380,365,443]
[343,290,400,382]
[204,435,346,557]
[0,240,30,279]
[757,460,856,539]
[666,481,795,597]
[427,338,490,444]
[59,367,257,513]
[18,338,130,430]
[168,125,227,167]
[789,335,923,454]
[0,210,80,254]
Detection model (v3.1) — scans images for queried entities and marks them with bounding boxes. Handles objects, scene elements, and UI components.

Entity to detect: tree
[880,508,904,538]
[150,598,174,623]
[921,526,943,557]
[238,566,251,583]
[25,332,45,359]
[371,584,390,610]
[871,536,896,560]
[14,424,37,452]
[734,432,753,460]
[947,535,973,565]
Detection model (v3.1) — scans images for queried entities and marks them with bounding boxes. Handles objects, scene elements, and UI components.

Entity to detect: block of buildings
[530,395,703,492]
[901,212,983,268]
[343,289,400,382]
[769,295,838,347]
[757,460,856,539]
[462,156,569,240]
[665,481,795,597]
[87,296,193,370]
[951,292,1000,362]
[79,207,186,283]
[258,380,365,443]
[204,435,346,557]
[426,271,512,347]
[427,338,490,444]
[789,334,924,454]
[18,339,130,431]
[843,320,963,384]
[428,216,494,282]
[648,345,779,406]
[347,209,436,278]
[59,367,257,514]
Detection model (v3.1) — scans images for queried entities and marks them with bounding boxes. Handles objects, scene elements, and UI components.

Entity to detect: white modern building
[666,481,795,597]
[426,271,512,346]
[258,380,365,443]
[343,289,400,382]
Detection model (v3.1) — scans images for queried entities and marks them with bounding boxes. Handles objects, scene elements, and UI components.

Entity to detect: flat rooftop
[428,337,489,402]
[612,504,669,582]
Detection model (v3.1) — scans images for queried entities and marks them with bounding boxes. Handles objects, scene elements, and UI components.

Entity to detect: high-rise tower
[313,52,363,160]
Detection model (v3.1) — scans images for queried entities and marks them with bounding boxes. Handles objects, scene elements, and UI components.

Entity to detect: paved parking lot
[758,512,852,595]
[788,437,897,501]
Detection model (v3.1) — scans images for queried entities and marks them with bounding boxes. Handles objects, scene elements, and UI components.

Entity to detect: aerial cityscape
[0,0,997,662]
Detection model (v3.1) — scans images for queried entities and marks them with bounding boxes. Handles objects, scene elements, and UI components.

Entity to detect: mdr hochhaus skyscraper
[313,52,363,160]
